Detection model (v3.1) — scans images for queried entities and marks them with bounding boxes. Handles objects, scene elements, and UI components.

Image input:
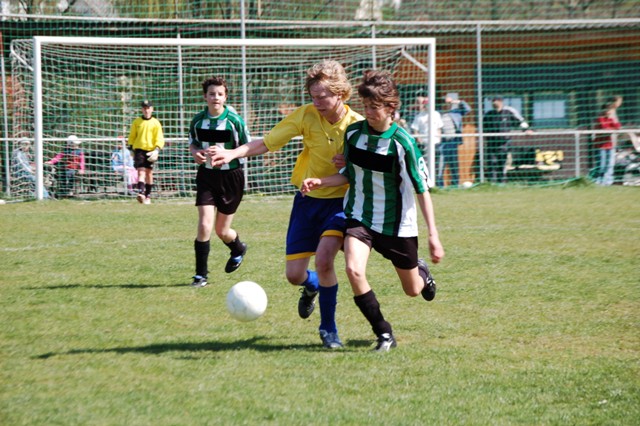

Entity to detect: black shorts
[345,219,419,270]
[195,167,244,215]
[133,149,155,169]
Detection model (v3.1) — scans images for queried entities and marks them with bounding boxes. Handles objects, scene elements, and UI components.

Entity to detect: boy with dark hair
[301,70,445,352]
[188,76,250,287]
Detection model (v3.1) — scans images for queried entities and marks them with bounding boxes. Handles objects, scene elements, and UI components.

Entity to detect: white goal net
[10,37,435,200]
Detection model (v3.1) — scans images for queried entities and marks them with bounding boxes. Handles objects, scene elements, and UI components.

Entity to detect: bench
[506,147,564,181]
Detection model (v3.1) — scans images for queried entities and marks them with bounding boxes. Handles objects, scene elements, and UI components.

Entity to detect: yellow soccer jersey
[128,116,165,152]
[264,104,363,199]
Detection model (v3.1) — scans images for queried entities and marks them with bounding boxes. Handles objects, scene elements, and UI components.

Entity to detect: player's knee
[285,270,306,286]
[401,279,422,297]
[403,287,421,297]
[345,264,364,283]
[314,254,334,275]
[214,226,229,241]
[198,224,213,240]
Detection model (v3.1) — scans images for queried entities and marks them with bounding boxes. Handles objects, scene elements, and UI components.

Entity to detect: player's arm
[416,191,444,264]
[210,138,269,167]
[154,121,166,150]
[300,173,348,195]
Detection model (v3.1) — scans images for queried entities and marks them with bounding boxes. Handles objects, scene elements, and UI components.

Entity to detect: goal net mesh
[10,39,433,199]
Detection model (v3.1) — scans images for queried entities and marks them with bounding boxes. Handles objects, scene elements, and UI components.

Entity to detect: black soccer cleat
[374,333,397,352]
[225,242,247,273]
[298,287,318,319]
[191,275,208,288]
[418,259,436,301]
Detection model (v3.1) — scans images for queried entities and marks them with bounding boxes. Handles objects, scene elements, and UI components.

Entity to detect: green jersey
[189,106,250,170]
[342,121,431,237]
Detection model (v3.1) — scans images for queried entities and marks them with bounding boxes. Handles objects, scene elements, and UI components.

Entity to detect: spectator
[46,135,85,197]
[410,93,443,161]
[11,138,49,198]
[111,141,138,194]
[482,96,532,183]
[593,96,623,186]
[439,94,471,187]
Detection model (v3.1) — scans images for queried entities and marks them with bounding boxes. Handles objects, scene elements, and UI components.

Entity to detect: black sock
[224,235,245,256]
[137,181,145,193]
[353,290,392,337]
[145,183,153,197]
[194,239,210,277]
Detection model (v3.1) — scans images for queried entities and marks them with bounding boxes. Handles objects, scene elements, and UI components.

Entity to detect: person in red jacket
[593,96,622,186]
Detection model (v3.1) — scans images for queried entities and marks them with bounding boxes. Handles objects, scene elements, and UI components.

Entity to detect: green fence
[2,2,640,200]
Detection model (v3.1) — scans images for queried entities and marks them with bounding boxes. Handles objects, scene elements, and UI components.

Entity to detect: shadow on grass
[24,283,189,290]
[35,337,374,359]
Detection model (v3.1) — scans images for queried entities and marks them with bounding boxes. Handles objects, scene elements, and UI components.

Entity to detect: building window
[532,94,568,128]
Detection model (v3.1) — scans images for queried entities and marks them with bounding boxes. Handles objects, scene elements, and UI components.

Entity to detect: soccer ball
[226,281,268,322]
[461,181,473,189]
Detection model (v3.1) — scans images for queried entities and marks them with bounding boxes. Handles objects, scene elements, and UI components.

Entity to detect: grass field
[1,185,639,425]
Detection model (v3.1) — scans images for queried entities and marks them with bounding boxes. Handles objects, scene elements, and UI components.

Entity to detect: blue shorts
[285,192,346,260]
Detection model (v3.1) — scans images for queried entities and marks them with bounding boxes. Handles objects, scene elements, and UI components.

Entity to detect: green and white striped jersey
[342,121,431,237]
[188,106,250,171]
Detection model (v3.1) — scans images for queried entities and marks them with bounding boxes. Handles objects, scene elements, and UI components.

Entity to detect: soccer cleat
[136,193,145,203]
[374,333,397,352]
[298,287,318,319]
[319,330,344,349]
[191,275,208,288]
[143,197,151,205]
[225,242,247,273]
[418,258,436,301]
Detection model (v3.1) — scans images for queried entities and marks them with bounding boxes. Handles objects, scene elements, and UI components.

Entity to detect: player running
[301,70,445,352]
[188,76,251,288]
[211,60,364,349]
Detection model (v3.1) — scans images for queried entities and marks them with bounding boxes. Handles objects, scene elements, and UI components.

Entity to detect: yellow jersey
[128,116,165,152]
[264,104,363,199]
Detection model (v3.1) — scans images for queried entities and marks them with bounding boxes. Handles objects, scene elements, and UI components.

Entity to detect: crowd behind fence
[3,127,638,201]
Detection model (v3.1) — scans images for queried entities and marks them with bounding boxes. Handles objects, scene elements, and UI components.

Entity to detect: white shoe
[143,197,151,205]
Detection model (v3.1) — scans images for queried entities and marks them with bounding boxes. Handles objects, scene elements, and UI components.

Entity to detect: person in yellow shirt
[211,60,363,349]
[127,100,165,204]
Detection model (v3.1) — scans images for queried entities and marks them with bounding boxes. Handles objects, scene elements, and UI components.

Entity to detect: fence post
[574,131,581,178]
[476,23,485,183]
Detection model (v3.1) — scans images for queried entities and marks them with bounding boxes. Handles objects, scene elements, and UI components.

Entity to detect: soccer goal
[13,37,435,200]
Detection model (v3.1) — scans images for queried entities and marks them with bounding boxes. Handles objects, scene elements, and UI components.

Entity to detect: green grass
[1,186,639,425]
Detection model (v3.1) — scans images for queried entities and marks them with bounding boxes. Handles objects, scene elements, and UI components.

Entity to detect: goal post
[28,36,436,200]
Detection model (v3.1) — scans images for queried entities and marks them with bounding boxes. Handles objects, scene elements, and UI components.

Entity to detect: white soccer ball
[226,281,268,322]
[461,181,473,189]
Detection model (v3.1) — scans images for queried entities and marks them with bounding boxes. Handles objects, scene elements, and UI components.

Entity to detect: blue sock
[303,270,319,293]
[318,284,338,333]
